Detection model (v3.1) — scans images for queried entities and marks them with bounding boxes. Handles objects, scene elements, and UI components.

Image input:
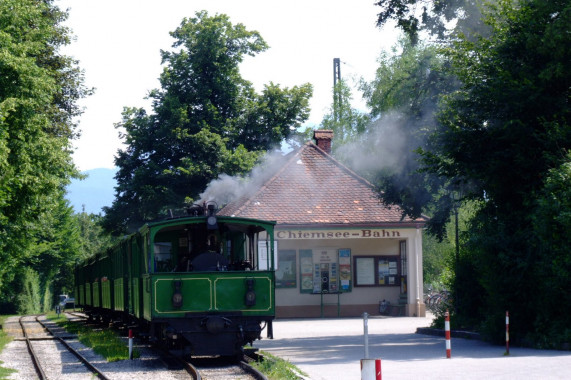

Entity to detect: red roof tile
[218,142,426,227]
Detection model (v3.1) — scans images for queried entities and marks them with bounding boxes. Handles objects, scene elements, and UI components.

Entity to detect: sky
[57,0,399,171]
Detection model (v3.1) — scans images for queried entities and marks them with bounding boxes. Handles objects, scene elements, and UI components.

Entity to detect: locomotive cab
[144,205,276,356]
[151,214,271,274]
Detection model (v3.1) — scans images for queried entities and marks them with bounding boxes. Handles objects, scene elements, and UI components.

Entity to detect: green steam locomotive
[74,203,276,356]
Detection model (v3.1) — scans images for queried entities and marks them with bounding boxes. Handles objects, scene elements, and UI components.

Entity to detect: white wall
[274,227,423,312]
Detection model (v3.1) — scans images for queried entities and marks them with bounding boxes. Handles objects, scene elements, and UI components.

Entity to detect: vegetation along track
[16,315,110,379]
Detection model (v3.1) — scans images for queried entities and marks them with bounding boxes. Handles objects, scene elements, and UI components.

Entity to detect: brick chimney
[313,130,333,154]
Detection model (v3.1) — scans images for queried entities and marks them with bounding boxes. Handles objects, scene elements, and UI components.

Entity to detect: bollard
[361,359,383,380]
[361,358,382,380]
[361,313,382,379]
[363,312,369,359]
[128,329,134,360]
[445,309,451,358]
[505,311,510,355]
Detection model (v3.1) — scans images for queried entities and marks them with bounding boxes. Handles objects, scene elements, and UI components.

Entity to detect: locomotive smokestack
[313,130,333,154]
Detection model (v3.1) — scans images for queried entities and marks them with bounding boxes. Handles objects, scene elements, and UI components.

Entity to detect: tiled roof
[218,142,426,227]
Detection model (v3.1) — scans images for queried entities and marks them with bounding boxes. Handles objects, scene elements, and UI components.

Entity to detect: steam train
[74,204,276,356]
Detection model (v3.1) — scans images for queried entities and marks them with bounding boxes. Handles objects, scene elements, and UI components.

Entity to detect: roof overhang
[276,221,426,229]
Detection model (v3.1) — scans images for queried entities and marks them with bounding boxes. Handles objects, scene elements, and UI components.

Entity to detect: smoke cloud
[198,150,288,206]
[335,111,411,176]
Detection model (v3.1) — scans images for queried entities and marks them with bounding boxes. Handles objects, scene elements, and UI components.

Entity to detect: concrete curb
[416,327,482,340]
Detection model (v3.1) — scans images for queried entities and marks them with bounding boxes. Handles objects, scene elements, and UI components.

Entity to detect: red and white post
[361,359,382,380]
[128,329,134,360]
[445,310,451,358]
[506,311,510,355]
[361,312,382,380]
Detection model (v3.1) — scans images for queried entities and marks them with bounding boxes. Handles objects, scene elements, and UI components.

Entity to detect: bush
[16,268,42,314]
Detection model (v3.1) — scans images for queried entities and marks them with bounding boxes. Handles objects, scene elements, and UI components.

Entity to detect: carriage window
[154,242,172,272]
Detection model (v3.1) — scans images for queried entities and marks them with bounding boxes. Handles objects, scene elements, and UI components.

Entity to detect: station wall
[272,226,426,318]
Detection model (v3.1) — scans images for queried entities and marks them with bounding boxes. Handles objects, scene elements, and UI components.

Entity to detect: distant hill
[66,168,118,215]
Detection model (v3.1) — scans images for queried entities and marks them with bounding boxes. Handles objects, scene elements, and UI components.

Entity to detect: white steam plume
[336,111,409,175]
[198,150,287,206]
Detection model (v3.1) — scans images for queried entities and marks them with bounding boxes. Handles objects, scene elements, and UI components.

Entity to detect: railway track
[154,343,266,380]
[65,311,266,379]
[18,315,110,380]
[174,355,265,380]
[67,311,266,379]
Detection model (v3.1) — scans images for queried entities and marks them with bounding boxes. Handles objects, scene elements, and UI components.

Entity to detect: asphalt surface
[254,314,571,379]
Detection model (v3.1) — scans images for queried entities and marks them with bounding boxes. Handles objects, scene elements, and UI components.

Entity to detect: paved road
[254,315,571,379]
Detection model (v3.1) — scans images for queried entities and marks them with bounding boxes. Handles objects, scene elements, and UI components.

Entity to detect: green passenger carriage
[75,204,276,356]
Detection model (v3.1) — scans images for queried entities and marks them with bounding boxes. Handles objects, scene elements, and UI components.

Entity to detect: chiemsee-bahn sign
[276,229,402,240]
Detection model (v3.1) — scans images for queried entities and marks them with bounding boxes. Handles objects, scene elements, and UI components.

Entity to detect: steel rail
[183,360,201,380]
[240,358,268,380]
[35,315,111,380]
[186,354,266,380]
[19,316,48,380]
[156,346,199,380]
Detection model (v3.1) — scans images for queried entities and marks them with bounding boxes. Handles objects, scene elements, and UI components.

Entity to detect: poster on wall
[313,248,337,293]
[389,261,398,275]
[257,241,278,270]
[339,249,351,291]
[313,264,322,292]
[276,250,296,288]
[300,250,314,293]
[329,262,338,292]
[378,259,389,285]
[299,248,352,293]
[356,257,375,285]
[354,255,400,287]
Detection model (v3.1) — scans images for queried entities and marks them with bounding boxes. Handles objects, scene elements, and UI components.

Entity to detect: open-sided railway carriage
[75,204,276,356]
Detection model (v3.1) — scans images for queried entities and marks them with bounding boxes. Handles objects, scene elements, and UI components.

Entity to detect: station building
[219,130,427,318]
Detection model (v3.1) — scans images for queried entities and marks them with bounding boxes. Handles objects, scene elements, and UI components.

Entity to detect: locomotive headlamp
[206,215,218,230]
[205,202,218,230]
[245,278,256,307]
[172,280,183,308]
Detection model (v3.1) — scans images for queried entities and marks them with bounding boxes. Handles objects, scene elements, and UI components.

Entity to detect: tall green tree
[422,0,571,343]
[104,11,312,233]
[361,38,457,238]
[0,0,90,293]
[75,210,114,261]
[531,153,571,346]
[317,80,370,156]
[31,197,81,306]
[375,0,485,45]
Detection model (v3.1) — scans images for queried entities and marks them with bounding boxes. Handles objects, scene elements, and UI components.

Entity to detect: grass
[251,350,308,380]
[47,312,140,361]
[0,315,17,379]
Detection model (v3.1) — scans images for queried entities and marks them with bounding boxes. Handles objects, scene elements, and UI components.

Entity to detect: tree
[75,210,114,261]
[0,0,90,294]
[316,79,371,158]
[531,153,571,347]
[375,0,485,45]
[359,37,458,238]
[104,11,312,233]
[422,0,571,343]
